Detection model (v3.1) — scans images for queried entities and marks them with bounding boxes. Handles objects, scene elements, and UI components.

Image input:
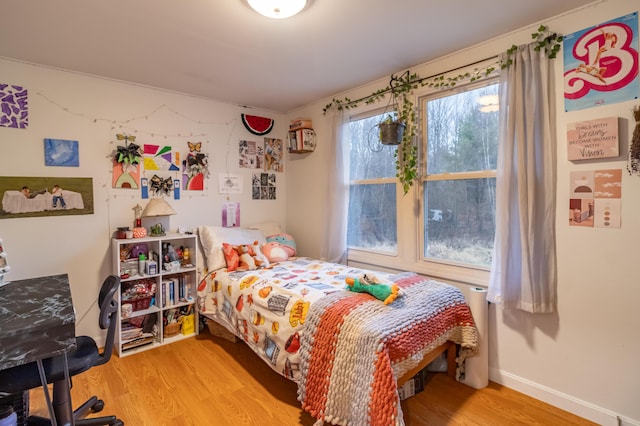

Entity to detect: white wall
[286,1,640,424]
[0,58,287,342]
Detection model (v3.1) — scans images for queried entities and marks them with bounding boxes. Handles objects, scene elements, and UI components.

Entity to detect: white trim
[489,367,638,426]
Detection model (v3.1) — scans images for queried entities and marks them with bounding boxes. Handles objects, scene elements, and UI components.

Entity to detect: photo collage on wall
[239,138,284,172]
[252,173,276,200]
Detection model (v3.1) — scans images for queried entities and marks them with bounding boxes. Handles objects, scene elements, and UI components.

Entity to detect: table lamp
[141,198,176,236]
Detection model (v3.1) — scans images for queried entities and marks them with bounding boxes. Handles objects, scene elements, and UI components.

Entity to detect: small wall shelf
[287,128,316,153]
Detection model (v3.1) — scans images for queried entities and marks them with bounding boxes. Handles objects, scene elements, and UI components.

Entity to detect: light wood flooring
[28,331,597,425]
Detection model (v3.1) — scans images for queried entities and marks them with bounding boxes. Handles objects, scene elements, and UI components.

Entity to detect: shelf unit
[111,233,198,357]
[287,127,316,153]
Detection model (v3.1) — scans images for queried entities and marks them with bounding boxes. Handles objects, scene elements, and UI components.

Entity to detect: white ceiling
[0,1,595,113]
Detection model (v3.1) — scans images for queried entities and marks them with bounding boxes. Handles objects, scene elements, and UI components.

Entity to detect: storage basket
[122,295,152,312]
[164,322,181,337]
[206,319,239,343]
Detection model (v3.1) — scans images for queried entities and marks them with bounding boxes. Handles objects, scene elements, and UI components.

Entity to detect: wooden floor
[28,331,597,426]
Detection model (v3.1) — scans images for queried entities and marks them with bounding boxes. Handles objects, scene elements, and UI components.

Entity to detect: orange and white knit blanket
[297,273,478,426]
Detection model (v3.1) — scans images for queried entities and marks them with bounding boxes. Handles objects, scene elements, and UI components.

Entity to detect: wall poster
[44,139,79,167]
[239,140,264,169]
[144,144,180,171]
[563,12,639,112]
[569,169,621,228]
[0,83,28,129]
[252,173,276,200]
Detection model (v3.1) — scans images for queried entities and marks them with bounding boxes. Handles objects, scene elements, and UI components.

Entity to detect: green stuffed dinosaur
[345,273,400,305]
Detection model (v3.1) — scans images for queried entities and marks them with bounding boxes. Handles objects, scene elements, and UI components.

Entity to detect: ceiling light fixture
[246,0,308,19]
[477,94,499,113]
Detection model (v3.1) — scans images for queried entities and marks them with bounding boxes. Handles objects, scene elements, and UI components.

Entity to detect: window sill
[347,249,490,287]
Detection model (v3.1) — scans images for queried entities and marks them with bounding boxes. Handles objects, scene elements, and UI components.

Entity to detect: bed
[1,189,84,214]
[195,225,479,426]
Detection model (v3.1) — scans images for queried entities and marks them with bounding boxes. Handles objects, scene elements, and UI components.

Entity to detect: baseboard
[489,367,640,426]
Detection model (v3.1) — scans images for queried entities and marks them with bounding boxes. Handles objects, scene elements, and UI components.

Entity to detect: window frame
[345,107,401,257]
[345,77,498,287]
[418,78,499,272]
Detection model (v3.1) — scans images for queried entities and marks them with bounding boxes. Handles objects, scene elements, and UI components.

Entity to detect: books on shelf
[287,128,316,152]
[122,333,155,351]
[161,274,194,307]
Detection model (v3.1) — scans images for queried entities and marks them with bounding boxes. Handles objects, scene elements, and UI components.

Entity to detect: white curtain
[487,43,558,313]
[320,110,349,263]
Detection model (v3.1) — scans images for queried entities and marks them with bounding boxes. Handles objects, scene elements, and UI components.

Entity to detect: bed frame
[205,314,457,386]
[396,340,457,385]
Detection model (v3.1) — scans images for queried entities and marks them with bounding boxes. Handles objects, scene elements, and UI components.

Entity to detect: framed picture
[0,176,94,219]
[44,139,79,167]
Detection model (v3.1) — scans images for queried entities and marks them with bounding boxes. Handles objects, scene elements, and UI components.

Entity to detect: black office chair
[0,275,124,426]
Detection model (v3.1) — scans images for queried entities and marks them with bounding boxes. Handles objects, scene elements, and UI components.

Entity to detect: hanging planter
[378,120,405,145]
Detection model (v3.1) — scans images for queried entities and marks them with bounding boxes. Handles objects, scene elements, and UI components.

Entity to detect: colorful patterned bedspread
[197,259,478,426]
[197,258,385,380]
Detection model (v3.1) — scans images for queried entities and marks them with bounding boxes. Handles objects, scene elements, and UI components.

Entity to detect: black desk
[0,274,76,425]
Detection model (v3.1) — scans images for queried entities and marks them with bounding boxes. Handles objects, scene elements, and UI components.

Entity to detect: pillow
[249,221,281,237]
[222,241,268,272]
[196,226,267,272]
[262,241,290,263]
[266,233,296,257]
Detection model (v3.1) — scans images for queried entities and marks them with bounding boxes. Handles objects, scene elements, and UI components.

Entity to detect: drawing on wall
[0,176,93,219]
[0,83,28,129]
[563,12,639,112]
[252,172,276,200]
[222,202,240,227]
[567,117,619,160]
[239,140,264,169]
[264,137,284,172]
[112,134,142,189]
[182,141,208,191]
[144,144,180,171]
[44,138,79,167]
[569,169,621,228]
[218,173,242,194]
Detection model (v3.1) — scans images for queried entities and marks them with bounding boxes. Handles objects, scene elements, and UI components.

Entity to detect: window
[421,81,498,268]
[346,111,397,254]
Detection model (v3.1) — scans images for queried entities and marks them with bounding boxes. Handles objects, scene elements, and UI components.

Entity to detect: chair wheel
[91,399,105,413]
[114,420,124,426]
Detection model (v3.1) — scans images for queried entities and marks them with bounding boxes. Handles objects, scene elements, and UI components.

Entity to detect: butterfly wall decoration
[113,134,142,165]
[183,141,209,191]
[149,174,173,196]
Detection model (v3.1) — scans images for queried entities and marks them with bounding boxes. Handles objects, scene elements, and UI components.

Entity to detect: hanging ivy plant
[322,25,562,195]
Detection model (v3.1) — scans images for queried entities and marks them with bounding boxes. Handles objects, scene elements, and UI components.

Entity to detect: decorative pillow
[266,233,296,257]
[262,241,290,263]
[222,241,268,272]
[196,226,267,272]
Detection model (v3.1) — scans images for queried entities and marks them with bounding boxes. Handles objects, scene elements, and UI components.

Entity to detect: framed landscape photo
[0,176,94,219]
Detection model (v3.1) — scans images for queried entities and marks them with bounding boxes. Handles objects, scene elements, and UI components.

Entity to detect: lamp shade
[246,0,307,19]
[141,198,176,217]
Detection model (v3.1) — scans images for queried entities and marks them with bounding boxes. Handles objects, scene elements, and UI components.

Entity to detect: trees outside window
[346,80,499,270]
[347,111,397,254]
[422,81,498,267]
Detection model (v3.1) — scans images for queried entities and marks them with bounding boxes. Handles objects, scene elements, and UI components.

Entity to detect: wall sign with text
[567,116,619,160]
